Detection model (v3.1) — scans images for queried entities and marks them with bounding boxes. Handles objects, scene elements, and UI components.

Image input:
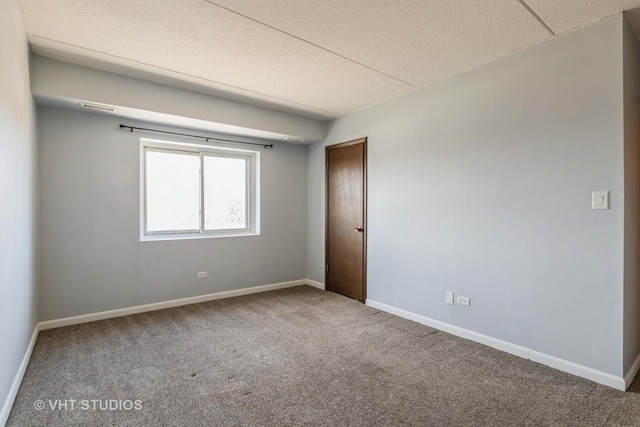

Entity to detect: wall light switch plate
[446,291,454,305]
[592,191,609,210]
[197,272,207,279]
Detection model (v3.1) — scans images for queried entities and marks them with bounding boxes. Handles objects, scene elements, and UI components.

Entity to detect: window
[140,139,259,240]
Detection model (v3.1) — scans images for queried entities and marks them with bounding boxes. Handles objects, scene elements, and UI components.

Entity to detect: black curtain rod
[119,124,274,149]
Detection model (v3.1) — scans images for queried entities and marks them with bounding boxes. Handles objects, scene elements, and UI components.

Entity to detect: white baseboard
[366,299,530,360]
[39,279,308,330]
[3,279,323,425]
[624,352,640,389]
[366,299,627,391]
[1,325,39,427]
[305,280,325,290]
[5,283,632,426]
[528,349,625,390]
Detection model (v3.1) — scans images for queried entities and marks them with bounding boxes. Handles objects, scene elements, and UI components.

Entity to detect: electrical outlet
[456,296,470,306]
[446,291,454,305]
[197,271,207,279]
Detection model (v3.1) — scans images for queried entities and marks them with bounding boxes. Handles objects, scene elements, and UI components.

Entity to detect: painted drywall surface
[308,15,625,376]
[0,0,38,416]
[30,56,326,142]
[307,141,327,284]
[623,15,640,376]
[38,107,307,320]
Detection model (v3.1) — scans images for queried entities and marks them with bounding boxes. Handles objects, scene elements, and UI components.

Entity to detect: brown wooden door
[326,138,367,301]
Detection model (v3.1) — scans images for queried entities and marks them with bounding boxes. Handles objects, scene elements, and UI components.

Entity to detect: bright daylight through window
[141,139,259,240]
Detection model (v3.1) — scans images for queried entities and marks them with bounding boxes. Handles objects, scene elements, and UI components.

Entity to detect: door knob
[355,227,364,232]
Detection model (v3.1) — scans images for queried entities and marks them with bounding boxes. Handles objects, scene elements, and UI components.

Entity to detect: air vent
[284,136,305,143]
[79,102,116,113]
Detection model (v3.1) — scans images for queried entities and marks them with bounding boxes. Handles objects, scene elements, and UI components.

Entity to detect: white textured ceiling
[525,0,640,34]
[211,0,551,88]
[15,0,640,120]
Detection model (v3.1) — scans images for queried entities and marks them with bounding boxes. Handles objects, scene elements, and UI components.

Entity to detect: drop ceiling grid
[17,0,412,115]
[211,0,554,88]
[15,0,640,119]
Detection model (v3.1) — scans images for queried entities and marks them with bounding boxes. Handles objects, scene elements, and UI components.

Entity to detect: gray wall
[31,56,326,142]
[39,107,307,320]
[308,15,627,376]
[623,15,640,376]
[0,0,38,419]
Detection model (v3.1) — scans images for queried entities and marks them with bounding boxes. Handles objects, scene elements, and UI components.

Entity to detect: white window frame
[140,138,260,241]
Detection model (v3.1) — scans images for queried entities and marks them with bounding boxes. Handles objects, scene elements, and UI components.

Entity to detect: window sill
[140,231,259,242]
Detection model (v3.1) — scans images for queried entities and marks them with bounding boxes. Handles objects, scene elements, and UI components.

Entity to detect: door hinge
[326,264,329,272]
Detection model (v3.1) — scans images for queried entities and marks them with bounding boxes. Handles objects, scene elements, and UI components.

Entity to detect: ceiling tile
[210,0,553,87]
[18,0,412,116]
[525,0,640,34]
[18,0,639,120]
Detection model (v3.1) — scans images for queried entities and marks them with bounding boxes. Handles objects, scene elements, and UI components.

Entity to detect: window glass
[141,140,259,240]
[203,156,247,230]
[145,149,200,232]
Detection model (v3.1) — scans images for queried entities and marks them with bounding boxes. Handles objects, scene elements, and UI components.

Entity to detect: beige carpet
[8,286,640,426]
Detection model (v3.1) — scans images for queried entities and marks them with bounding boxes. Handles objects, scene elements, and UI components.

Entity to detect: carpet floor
[7,285,640,426]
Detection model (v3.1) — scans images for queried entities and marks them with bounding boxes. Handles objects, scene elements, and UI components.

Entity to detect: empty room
[4,0,640,425]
